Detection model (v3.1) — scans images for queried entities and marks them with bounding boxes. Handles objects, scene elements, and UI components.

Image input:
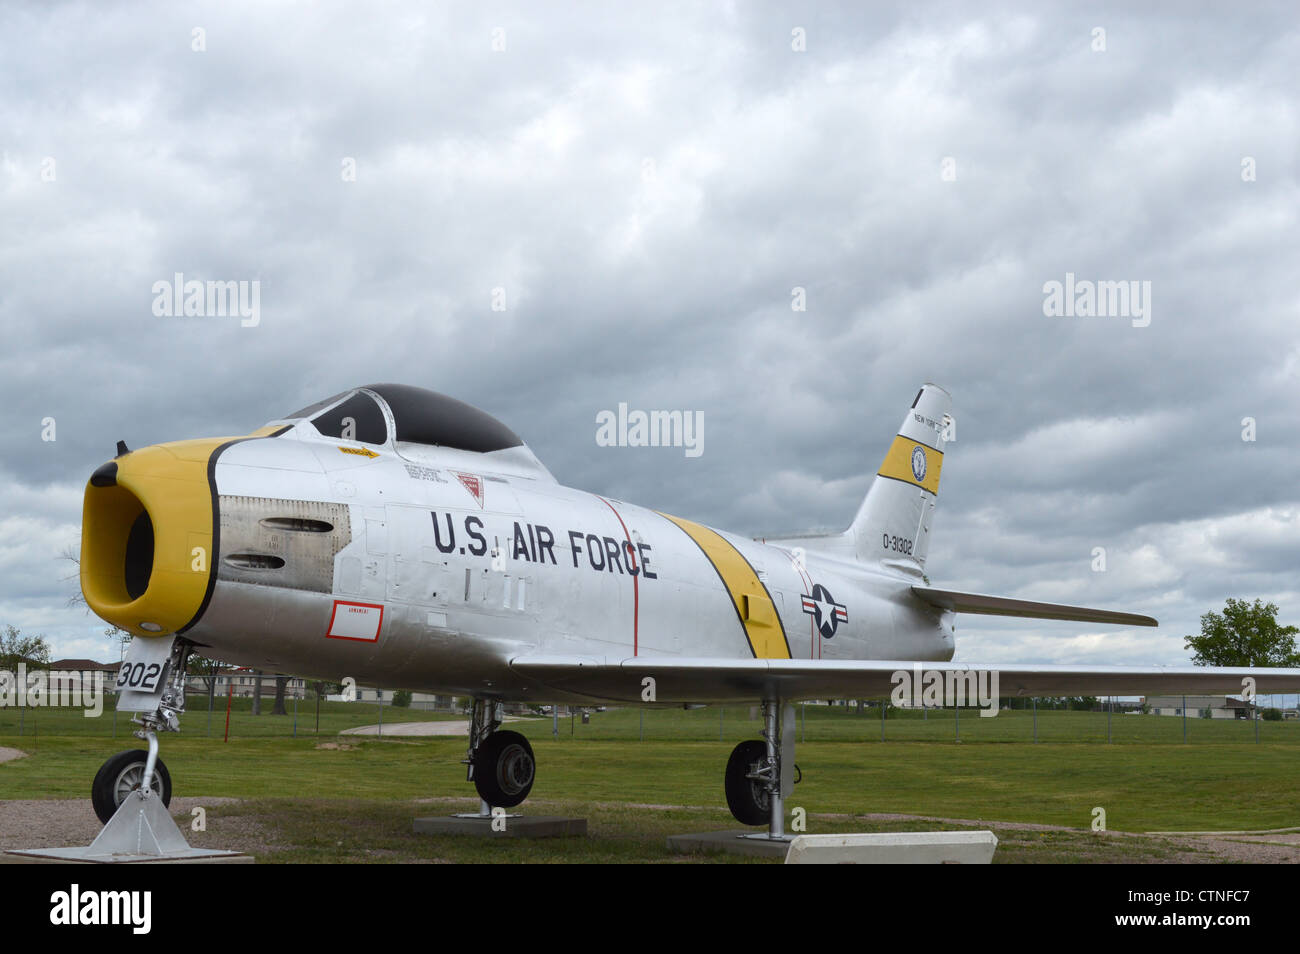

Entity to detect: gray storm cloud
[1,0,1297,666]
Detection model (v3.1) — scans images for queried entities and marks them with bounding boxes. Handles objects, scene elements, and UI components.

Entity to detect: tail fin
[848,383,951,568]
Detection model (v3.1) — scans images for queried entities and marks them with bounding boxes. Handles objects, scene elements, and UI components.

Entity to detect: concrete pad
[342,716,525,737]
[666,830,793,859]
[413,815,587,838]
[2,847,253,864]
[785,830,998,864]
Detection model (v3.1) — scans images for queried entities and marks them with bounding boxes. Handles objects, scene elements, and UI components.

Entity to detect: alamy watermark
[890,664,1001,717]
[152,273,261,327]
[1042,272,1151,328]
[595,403,703,458]
[0,665,104,717]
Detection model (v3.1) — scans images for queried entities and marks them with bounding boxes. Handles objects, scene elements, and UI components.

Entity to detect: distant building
[1145,695,1256,720]
[47,658,120,688]
[325,687,458,709]
[189,668,306,700]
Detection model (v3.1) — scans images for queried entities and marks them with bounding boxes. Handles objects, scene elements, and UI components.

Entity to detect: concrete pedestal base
[668,829,999,863]
[413,815,587,838]
[2,847,252,864]
[666,830,793,858]
[1,788,252,864]
[785,831,998,864]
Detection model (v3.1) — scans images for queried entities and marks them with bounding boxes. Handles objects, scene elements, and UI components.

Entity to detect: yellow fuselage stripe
[877,435,943,495]
[659,513,791,659]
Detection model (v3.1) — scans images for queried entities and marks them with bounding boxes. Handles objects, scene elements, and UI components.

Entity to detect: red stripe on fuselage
[789,551,817,660]
[597,496,639,657]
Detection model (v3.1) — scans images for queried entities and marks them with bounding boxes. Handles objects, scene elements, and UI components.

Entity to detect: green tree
[0,625,51,670]
[189,653,232,694]
[310,679,342,700]
[1185,598,1300,667]
[392,689,412,708]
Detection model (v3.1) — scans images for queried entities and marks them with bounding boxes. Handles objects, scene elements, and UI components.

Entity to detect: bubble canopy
[285,384,523,453]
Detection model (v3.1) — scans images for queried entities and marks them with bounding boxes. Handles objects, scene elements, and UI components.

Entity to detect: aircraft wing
[509,656,1300,704]
[911,586,1158,627]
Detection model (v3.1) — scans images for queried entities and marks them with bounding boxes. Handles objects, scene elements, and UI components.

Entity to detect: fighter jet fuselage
[82,383,955,704]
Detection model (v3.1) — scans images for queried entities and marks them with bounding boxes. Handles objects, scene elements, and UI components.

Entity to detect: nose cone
[81,438,226,638]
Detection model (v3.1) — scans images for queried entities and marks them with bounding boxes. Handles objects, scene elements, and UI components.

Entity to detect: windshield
[309,391,388,445]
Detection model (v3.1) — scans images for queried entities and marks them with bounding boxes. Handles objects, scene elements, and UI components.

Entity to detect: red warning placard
[452,471,484,507]
[326,600,384,642]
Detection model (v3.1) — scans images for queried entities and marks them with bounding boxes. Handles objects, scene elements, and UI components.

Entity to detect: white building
[1145,695,1256,720]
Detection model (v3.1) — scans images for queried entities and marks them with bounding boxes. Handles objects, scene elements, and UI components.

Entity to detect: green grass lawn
[534,703,1300,745]
[2,704,1296,862]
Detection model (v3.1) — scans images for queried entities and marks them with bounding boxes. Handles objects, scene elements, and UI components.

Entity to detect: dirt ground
[0,793,1296,862]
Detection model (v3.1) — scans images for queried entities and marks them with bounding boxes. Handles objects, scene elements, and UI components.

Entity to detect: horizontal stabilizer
[510,655,1300,704]
[911,586,1157,627]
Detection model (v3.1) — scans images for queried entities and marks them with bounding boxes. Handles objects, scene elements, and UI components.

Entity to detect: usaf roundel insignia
[911,445,927,482]
[801,583,848,639]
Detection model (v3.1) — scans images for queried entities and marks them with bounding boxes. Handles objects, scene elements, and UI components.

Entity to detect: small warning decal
[326,600,384,642]
[452,471,484,508]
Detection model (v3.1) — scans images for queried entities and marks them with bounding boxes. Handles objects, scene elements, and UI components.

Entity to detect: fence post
[1033,697,1037,743]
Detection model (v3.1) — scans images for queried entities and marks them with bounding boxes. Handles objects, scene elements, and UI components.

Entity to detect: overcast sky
[2,1,1297,671]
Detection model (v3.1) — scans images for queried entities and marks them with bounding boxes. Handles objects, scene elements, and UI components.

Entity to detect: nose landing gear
[91,636,191,824]
[92,747,173,825]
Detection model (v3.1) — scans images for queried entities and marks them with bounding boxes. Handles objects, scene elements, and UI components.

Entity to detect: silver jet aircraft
[80,383,1300,839]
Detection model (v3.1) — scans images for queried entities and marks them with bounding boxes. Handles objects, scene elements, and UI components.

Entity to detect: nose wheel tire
[92,749,172,824]
[725,739,771,826]
[472,730,535,808]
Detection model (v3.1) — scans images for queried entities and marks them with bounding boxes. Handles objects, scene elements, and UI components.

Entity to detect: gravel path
[0,748,27,764]
[0,797,238,851]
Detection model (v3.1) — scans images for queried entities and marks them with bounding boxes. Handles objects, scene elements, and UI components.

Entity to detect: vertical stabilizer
[847,383,951,568]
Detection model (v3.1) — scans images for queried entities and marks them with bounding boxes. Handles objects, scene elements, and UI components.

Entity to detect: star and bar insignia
[801,583,848,639]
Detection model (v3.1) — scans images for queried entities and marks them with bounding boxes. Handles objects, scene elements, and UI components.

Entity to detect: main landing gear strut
[724,700,798,839]
[461,698,536,815]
